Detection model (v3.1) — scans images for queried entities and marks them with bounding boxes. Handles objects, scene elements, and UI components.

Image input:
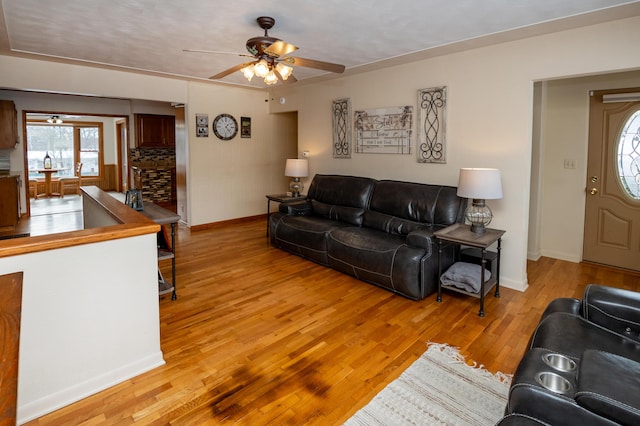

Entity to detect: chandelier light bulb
[275,62,293,80]
[264,70,279,85]
[241,65,254,81]
[254,59,269,78]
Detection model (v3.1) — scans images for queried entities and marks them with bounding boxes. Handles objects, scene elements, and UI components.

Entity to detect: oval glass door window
[617,109,640,200]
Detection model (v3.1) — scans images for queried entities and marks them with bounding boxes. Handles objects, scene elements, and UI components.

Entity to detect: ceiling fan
[185,16,345,85]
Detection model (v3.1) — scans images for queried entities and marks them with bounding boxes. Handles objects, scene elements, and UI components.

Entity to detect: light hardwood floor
[25,217,640,425]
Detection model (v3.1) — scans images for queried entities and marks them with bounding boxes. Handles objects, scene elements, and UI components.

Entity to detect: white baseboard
[500,276,528,292]
[18,352,165,425]
[527,250,541,261]
[539,249,581,263]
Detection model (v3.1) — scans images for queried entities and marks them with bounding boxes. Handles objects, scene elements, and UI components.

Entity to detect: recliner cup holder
[542,353,576,372]
[535,372,571,394]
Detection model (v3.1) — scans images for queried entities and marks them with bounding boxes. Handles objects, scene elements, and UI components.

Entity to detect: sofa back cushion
[364,180,464,234]
[307,175,377,225]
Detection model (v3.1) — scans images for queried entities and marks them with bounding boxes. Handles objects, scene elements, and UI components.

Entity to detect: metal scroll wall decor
[332,98,352,158]
[417,86,447,163]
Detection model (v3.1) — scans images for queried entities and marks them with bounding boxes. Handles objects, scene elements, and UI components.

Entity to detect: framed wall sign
[354,105,413,154]
[241,116,251,138]
[196,114,209,137]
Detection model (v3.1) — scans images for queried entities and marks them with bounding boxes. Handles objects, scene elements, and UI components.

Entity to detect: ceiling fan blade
[265,40,298,58]
[282,57,345,73]
[209,61,256,80]
[183,49,253,58]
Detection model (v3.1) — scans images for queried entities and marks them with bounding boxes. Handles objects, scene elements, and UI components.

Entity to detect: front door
[583,89,640,272]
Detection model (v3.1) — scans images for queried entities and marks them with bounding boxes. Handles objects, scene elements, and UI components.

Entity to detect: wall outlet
[563,159,576,169]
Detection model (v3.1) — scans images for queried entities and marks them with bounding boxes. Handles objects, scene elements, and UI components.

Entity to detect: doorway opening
[23,112,128,217]
[528,71,640,273]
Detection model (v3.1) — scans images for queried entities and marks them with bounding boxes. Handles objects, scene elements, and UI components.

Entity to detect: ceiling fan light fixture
[241,65,255,81]
[264,70,279,85]
[275,62,293,80]
[254,59,270,78]
[47,115,63,124]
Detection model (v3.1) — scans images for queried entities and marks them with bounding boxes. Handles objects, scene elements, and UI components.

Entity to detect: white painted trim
[500,277,529,293]
[540,249,582,263]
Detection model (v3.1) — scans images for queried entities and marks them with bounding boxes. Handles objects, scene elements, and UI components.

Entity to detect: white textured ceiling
[1,0,640,88]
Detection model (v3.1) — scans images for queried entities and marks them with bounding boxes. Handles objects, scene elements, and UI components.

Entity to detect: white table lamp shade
[457,168,502,234]
[285,159,309,177]
[457,168,503,200]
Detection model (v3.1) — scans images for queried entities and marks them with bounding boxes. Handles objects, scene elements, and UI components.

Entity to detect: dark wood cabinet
[134,114,175,148]
[0,100,18,149]
[0,176,20,228]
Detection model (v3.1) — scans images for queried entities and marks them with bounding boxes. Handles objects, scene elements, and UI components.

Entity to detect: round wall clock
[212,113,238,140]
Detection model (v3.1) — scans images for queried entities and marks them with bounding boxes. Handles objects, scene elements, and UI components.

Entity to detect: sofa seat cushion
[327,227,426,299]
[271,214,352,265]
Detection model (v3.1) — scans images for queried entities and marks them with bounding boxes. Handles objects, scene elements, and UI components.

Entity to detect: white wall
[185,81,296,225]
[0,232,163,424]
[268,15,640,291]
[0,55,187,103]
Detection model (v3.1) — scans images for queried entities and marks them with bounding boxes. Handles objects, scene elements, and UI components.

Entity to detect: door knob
[589,187,598,195]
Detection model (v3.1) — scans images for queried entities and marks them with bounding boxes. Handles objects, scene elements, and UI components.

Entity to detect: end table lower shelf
[434,223,505,317]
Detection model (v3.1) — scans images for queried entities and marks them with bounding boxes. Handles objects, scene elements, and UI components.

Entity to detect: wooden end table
[434,223,506,317]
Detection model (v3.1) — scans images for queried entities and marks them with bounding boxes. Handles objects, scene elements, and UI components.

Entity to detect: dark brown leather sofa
[269,174,466,300]
[501,284,640,425]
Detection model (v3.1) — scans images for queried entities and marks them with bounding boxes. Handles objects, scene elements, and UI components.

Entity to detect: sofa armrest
[583,284,640,341]
[406,230,433,251]
[278,200,313,215]
[542,298,582,319]
[576,349,640,425]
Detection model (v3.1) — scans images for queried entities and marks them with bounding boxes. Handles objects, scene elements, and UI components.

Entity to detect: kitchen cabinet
[0,100,18,149]
[0,176,20,228]
[134,114,175,148]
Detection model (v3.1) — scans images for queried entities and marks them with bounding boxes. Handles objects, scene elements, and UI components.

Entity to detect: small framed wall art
[241,116,251,138]
[196,114,209,137]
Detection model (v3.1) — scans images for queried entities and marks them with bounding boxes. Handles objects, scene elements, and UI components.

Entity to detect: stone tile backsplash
[130,148,175,203]
[129,148,175,166]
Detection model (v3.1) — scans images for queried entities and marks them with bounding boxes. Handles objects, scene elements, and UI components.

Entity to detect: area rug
[344,342,511,426]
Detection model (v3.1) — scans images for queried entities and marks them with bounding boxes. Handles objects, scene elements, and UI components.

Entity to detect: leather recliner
[503,284,640,425]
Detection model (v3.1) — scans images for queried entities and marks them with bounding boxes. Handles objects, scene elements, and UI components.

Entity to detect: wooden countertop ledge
[0,186,160,258]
